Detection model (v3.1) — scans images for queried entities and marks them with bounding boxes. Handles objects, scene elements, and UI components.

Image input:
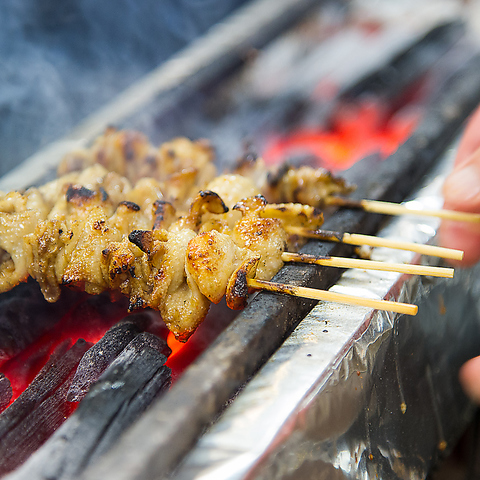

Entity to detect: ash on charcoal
[67,318,144,402]
[5,332,171,480]
[0,374,12,412]
[67,314,171,402]
[0,339,91,476]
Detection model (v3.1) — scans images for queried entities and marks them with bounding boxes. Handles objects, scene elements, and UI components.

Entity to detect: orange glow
[0,293,130,409]
[263,99,420,172]
[166,331,187,358]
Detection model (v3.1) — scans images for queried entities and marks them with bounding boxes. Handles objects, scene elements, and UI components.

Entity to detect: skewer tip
[248,278,418,316]
[331,197,480,224]
[281,252,455,278]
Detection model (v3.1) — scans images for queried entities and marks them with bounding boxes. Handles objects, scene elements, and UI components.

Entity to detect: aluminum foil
[172,143,480,480]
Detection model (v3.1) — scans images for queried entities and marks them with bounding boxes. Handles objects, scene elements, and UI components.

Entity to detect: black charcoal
[0,339,90,438]
[0,339,91,476]
[6,333,171,480]
[67,321,143,402]
[67,314,170,402]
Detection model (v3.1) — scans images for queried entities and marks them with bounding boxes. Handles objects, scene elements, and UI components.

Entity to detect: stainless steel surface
[173,142,480,479]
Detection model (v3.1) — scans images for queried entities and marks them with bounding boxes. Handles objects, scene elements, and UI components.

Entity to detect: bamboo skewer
[281,252,454,278]
[326,197,480,223]
[247,278,418,316]
[285,226,464,261]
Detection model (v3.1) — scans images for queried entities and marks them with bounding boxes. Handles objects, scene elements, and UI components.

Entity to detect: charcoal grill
[2,1,480,479]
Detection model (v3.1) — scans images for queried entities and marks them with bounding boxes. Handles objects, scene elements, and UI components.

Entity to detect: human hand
[439,106,480,403]
[438,106,480,266]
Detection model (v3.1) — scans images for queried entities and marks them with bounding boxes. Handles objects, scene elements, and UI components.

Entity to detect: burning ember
[0,292,126,407]
[0,278,239,477]
[0,288,165,475]
[0,294,233,407]
[263,98,421,171]
[0,289,140,475]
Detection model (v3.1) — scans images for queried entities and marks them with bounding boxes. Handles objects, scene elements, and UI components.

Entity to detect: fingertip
[438,220,480,267]
[455,106,480,167]
[460,357,480,404]
[442,162,480,210]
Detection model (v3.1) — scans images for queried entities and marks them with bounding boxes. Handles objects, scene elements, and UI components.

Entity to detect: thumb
[442,149,480,212]
[439,149,480,266]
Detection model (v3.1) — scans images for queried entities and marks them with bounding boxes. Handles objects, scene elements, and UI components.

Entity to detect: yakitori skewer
[247,278,418,316]
[285,226,464,261]
[281,252,454,278]
[326,197,480,223]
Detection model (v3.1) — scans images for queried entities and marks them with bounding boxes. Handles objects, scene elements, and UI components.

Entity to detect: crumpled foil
[172,143,480,480]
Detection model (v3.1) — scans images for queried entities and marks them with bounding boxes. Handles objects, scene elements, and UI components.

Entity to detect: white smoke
[0,0,246,177]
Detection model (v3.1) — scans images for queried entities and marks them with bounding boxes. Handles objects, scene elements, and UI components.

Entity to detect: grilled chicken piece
[58,128,217,210]
[200,174,261,231]
[186,230,259,304]
[231,196,287,281]
[145,228,211,341]
[155,137,217,210]
[234,153,355,207]
[58,129,159,182]
[0,191,48,292]
[264,164,355,207]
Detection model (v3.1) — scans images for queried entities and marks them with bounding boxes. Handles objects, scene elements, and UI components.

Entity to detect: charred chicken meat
[0,129,354,340]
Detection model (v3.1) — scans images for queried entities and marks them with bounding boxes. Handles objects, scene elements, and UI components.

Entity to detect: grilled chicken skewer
[57,128,355,212]
[326,197,480,224]
[285,226,464,261]
[2,176,438,339]
[247,279,418,316]
[0,133,460,339]
[234,146,479,226]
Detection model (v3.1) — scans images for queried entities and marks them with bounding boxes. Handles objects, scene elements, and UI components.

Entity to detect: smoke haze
[0,0,246,177]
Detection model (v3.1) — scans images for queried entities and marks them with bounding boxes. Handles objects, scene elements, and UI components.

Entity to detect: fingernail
[444,164,480,204]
